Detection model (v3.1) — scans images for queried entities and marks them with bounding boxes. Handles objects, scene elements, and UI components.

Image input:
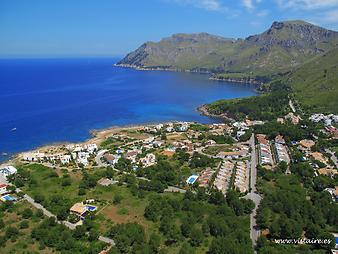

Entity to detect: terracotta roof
[70,203,87,215]
[161,151,175,156]
[299,139,315,148]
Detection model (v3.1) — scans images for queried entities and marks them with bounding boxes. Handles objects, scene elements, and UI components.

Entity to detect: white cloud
[242,0,254,9]
[276,0,338,10]
[167,0,226,12]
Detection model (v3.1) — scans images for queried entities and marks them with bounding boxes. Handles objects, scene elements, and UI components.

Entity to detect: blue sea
[0,58,256,161]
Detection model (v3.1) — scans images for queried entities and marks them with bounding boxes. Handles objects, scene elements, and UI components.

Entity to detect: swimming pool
[1,194,16,202]
[86,205,97,212]
[186,175,199,184]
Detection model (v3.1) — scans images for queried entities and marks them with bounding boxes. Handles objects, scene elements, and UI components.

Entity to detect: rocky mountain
[118,21,338,75]
[118,33,237,72]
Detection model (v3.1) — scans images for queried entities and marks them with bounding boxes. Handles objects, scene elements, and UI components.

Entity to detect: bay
[0,58,256,161]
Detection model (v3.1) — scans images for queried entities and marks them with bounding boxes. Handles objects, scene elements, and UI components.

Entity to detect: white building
[140,153,156,167]
[0,166,17,179]
[0,184,8,195]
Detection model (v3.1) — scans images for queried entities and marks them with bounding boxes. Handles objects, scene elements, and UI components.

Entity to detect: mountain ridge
[118,20,338,75]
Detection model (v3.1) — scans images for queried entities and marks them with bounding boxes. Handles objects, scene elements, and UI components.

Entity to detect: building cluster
[309,113,338,126]
[103,135,160,168]
[0,166,18,203]
[274,135,290,164]
[294,139,337,177]
[144,122,190,134]
[197,168,215,187]
[0,166,17,179]
[233,119,264,139]
[216,144,250,160]
[256,134,274,166]
[309,113,338,139]
[213,160,234,195]
[22,143,98,167]
[234,161,249,193]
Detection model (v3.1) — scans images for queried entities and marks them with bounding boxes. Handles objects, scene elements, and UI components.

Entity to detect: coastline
[0,121,197,166]
[113,63,211,74]
[197,104,234,123]
[114,64,265,87]
[209,76,264,86]
[1,65,257,166]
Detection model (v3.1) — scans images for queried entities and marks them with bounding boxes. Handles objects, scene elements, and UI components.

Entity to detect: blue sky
[1,0,338,57]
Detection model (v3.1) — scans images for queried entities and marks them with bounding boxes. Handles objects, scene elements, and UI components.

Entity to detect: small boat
[1,152,8,156]
[11,127,17,132]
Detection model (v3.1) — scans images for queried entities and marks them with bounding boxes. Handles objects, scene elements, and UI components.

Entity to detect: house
[277,118,285,124]
[0,184,8,195]
[178,123,189,132]
[140,153,156,167]
[299,139,315,150]
[317,168,337,177]
[161,150,175,157]
[206,140,216,146]
[310,152,327,164]
[285,112,300,125]
[275,135,286,144]
[104,154,119,165]
[125,150,141,163]
[0,166,17,179]
[152,140,163,148]
[60,155,71,164]
[217,151,246,159]
[236,131,246,139]
[70,203,88,217]
[198,168,215,187]
[98,178,115,186]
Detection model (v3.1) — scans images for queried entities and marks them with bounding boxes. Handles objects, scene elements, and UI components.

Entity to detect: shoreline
[197,104,234,123]
[0,120,205,166]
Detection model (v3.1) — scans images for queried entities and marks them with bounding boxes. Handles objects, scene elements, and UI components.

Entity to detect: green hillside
[287,47,338,113]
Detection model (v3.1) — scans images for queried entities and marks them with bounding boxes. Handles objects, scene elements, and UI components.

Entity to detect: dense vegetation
[256,162,337,254]
[286,47,338,113]
[206,91,289,121]
[108,189,254,253]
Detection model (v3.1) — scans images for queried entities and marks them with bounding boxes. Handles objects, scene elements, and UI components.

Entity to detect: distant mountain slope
[118,21,338,75]
[118,33,237,72]
[287,47,338,113]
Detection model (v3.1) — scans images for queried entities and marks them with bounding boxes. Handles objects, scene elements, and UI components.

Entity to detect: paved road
[164,186,186,193]
[95,149,108,167]
[289,99,296,113]
[243,134,262,253]
[23,194,55,219]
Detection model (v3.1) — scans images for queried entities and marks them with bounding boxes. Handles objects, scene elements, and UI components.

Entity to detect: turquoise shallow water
[0,58,256,161]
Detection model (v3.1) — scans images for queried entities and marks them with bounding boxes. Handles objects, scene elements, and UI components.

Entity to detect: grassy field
[203,145,233,156]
